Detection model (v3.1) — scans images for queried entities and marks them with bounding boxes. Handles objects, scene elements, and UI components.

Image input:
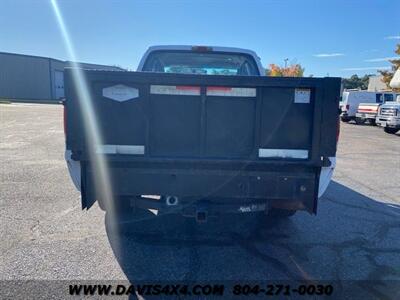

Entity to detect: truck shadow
[105,181,400,298]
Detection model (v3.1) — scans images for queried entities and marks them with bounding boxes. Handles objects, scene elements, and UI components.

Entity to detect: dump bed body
[65,70,340,212]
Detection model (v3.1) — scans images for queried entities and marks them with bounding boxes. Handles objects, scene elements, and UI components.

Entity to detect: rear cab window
[376,93,383,103]
[383,94,394,102]
[142,50,260,76]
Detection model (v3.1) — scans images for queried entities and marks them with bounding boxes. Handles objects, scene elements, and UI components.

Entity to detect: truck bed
[65,70,340,212]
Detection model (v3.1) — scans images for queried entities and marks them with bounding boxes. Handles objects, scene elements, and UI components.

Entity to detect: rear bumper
[356,112,376,120]
[130,196,269,218]
[88,164,316,197]
[65,156,336,214]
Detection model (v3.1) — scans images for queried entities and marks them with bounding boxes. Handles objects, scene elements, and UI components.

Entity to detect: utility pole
[284,58,289,68]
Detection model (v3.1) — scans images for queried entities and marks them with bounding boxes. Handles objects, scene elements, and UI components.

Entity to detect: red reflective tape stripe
[358,108,377,112]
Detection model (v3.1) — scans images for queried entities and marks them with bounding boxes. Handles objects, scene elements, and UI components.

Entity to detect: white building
[390,68,400,88]
[367,75,388,91]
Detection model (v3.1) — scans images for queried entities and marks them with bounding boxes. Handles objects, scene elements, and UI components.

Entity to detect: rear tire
[341,116,350,122]
[355,117,366,125]
[268,208,297,218]
[369,119,376,126]
[384,127,399,134]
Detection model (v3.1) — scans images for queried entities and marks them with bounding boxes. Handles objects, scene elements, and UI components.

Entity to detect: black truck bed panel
[66,71,340,162]
[64,70,340,211]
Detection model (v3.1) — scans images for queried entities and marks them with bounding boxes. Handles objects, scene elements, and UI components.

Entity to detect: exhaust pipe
[166,195,179,206]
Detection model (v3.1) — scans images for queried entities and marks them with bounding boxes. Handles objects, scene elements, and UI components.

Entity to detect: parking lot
[1,103,400,298]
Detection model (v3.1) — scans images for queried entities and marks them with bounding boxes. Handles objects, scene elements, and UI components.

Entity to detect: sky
[0,0,399,78]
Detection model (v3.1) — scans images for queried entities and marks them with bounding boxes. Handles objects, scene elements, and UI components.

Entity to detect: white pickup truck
[375,68,400,134]
[64,45,340,223]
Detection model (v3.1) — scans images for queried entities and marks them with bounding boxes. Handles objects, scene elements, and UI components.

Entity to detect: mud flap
[80,162,96,210]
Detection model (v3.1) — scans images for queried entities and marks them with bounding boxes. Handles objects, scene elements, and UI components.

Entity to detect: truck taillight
[336,115,340,144]
[192,46,213,52]
[63,104,67,137]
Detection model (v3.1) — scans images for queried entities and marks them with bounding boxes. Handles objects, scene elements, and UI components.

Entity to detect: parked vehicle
[64,45,340,224]
[355,103,380,125]
[355,93,398,125]
[341,91,395,123]
[375,68,400,134]
[376,95,400,134]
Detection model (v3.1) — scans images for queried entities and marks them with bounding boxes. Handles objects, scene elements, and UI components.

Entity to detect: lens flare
[50,0,118,238]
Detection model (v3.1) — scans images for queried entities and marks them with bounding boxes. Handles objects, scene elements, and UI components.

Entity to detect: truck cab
[375,94,400,134]
[375,68,400,134]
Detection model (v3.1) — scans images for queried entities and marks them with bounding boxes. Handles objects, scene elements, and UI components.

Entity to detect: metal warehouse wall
[0,53,53,100]
[66,61,124,71]
[50,59,66,99]
[0,51,125,101]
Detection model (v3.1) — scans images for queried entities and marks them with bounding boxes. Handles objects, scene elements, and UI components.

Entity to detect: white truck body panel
[341,91,378,118]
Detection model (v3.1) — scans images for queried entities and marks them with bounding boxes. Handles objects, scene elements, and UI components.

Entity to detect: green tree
[378,43,400,91]
[342,74,371,90]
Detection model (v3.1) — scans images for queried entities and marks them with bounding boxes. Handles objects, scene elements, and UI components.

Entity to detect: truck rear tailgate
[65,70,340,211]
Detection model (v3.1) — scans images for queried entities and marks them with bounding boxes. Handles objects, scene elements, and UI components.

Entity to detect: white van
[340,91,396,122]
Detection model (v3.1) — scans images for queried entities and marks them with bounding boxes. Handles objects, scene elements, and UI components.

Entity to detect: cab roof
[137,45,264,75]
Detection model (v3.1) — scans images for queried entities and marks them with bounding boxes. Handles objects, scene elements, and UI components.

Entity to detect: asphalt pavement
[1,103,399,299]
